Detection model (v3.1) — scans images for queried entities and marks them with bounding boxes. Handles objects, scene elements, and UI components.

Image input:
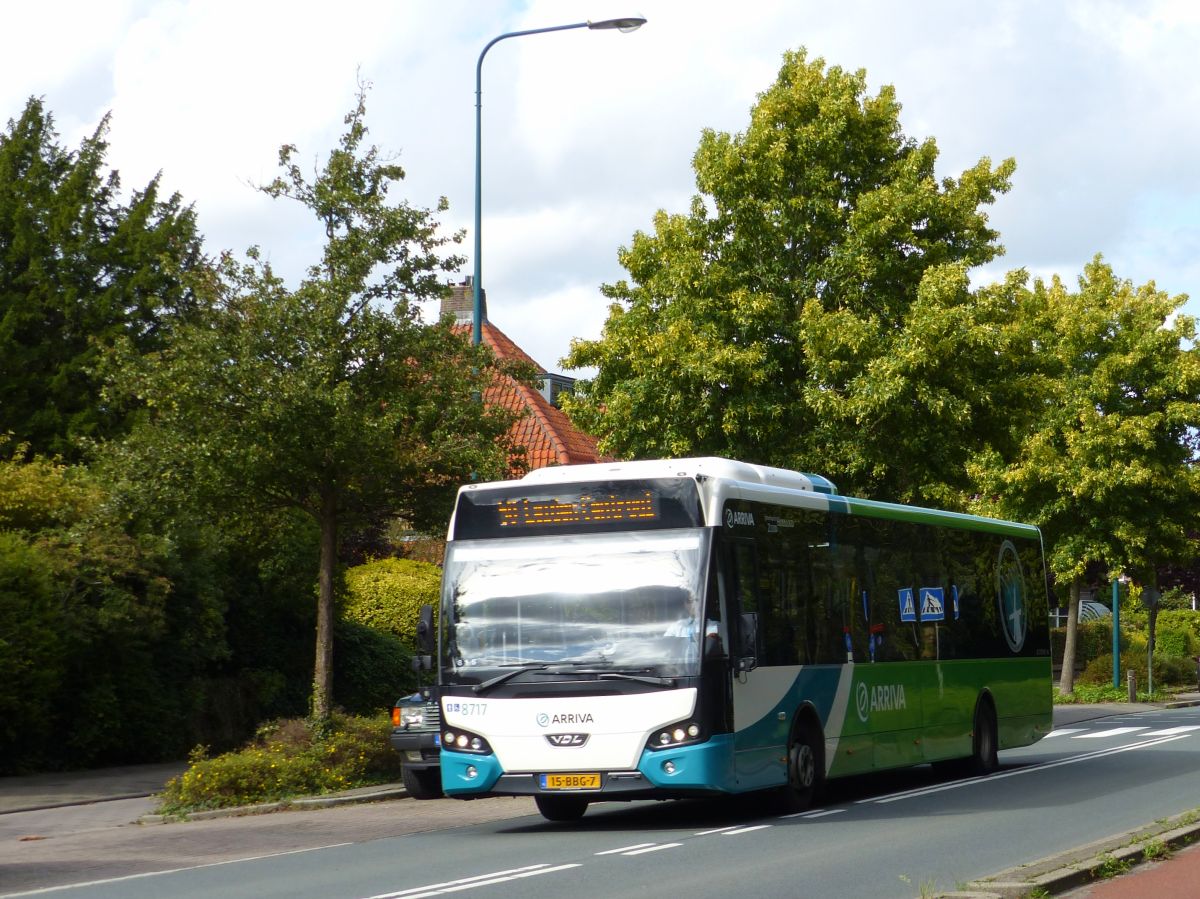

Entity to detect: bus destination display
[452,478,704,540]
[498,491,658,528]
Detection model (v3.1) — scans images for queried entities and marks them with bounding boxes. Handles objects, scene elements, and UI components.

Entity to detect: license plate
[540,773,601,790]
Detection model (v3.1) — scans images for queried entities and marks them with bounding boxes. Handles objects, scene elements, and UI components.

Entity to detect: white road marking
[1143,726,1200,736]
[1043,728,1087,738]
[595,843,657,856]
[862,734,1189,805]
[621,843,682,856]
[1073,727,1150,739]
[695,825,744,835]
[722,824,772,835]
[2,844,354,898]
[778,808,848,820]
[363,864,581,899]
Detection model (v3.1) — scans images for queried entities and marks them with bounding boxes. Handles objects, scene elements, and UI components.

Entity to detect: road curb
[137,785,408,824]
[937,809,1200,898]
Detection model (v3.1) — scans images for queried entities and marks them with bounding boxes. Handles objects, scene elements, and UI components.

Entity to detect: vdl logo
[545,733,589,747]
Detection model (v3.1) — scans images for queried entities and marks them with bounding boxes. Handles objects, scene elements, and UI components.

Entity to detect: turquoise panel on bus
[638,733,736,791]
[441,748,503,796]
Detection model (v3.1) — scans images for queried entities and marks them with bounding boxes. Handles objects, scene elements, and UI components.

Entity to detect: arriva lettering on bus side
[404,457,1052,822]
[871,684,907,712]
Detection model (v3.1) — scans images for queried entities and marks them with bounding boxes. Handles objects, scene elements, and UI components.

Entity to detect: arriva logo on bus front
[855,681,907,723]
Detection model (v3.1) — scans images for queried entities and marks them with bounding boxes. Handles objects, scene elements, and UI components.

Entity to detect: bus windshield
[441,528,711,679]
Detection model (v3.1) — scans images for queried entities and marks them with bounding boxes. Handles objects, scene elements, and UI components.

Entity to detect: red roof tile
[453,321,610,474]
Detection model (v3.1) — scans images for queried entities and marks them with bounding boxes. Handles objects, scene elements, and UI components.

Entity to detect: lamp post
[1112,575,1128,690]
[472,16,646,345]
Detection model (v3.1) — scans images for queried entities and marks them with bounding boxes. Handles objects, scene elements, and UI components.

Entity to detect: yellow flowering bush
[157,713,403,813]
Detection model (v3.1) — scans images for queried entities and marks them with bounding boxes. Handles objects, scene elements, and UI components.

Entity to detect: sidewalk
[0,761,408,822]
[0,762,188,814]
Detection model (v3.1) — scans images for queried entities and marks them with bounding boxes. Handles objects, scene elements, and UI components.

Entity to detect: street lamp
[471,16,647,345]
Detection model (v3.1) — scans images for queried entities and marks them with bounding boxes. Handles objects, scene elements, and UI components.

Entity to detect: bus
[425,457,1052,821]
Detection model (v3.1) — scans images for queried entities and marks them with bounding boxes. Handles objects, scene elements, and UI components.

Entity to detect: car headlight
[392,706,426,729]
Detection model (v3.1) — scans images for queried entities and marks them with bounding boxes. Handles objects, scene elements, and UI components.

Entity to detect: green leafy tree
[106,90,524,721]
[972,257,1200,693]
[0,442,233,772]
[564,49,1014,503]
[0,97,206,459]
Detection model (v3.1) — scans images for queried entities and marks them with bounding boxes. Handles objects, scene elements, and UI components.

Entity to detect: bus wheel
[535,795,589,822]
[970,699,999,775]
[401,765,443,800]
[779,720,823,812]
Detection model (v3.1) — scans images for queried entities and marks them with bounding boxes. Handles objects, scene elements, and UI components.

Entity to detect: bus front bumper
[441,734,735,799]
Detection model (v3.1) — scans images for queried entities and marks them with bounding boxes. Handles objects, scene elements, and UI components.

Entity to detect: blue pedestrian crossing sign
[899,588,916,623]
[920,587,945,622]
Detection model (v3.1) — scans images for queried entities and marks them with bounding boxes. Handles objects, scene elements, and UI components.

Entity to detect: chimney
[441,276,486,326]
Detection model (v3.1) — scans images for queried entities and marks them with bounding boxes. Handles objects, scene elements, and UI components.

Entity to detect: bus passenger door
[722,537,790,791]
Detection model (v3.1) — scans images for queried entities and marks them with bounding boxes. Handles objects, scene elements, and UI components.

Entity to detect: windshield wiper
[538,664,676,687]
[472,664,548,694]
[597,672,676,686]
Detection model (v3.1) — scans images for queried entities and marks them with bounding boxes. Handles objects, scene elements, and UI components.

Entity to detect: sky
[3,0,1198,374]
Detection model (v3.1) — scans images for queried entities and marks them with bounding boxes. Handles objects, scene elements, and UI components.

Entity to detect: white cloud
[2,0,1197,375]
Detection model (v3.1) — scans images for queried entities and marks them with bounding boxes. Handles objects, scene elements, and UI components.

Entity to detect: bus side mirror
[416,604,436,655]
[738,612,759,672]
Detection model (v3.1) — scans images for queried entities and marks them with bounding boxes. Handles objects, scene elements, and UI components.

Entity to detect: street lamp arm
[471,16,647,346]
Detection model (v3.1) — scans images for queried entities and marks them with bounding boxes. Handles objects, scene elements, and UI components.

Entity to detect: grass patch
[157,713,403,814]
[1092,854,1132,879]
[1142,839,1169,861]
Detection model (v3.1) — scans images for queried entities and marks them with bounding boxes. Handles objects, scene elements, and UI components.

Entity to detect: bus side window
[728,541,763,664]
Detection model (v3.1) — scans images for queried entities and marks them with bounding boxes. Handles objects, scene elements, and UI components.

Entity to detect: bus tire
[535,795,589,822]
[778,718,824,812]
[401,765,443,800]
[970,698,999,776]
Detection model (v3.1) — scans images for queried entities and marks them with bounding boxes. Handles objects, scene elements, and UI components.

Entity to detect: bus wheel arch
[970,691,999,775]
[779,706,825,811]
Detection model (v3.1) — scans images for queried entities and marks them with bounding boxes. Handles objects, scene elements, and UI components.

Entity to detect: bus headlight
[648,720,703,750]
[443,728,492,754]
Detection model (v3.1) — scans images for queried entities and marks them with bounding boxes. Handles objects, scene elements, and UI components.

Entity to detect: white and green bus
[428,458,1052,821]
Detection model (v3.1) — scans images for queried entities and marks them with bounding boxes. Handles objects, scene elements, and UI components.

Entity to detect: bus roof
[510,457,839,496]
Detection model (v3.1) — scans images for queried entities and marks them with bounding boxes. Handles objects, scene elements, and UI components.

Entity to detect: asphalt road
[5,704,1200,899]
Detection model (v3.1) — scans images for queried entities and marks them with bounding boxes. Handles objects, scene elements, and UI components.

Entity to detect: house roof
[454,320,610,473]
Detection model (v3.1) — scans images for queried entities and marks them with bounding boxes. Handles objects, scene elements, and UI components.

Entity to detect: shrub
[1051,619,1129,669]
[1154,610,1200,657]
[334,620,416,715]
[157,713,404,813]
[1080,651,1199,688]
[1154,624,1198,659]
[340,557,440,644]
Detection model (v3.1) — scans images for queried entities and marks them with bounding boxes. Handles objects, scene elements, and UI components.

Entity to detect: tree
[106,90,525,720]
[564,49,1015,503]
[0,97,206,460]
[0,441,231,772]
[972,257,1200,693]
